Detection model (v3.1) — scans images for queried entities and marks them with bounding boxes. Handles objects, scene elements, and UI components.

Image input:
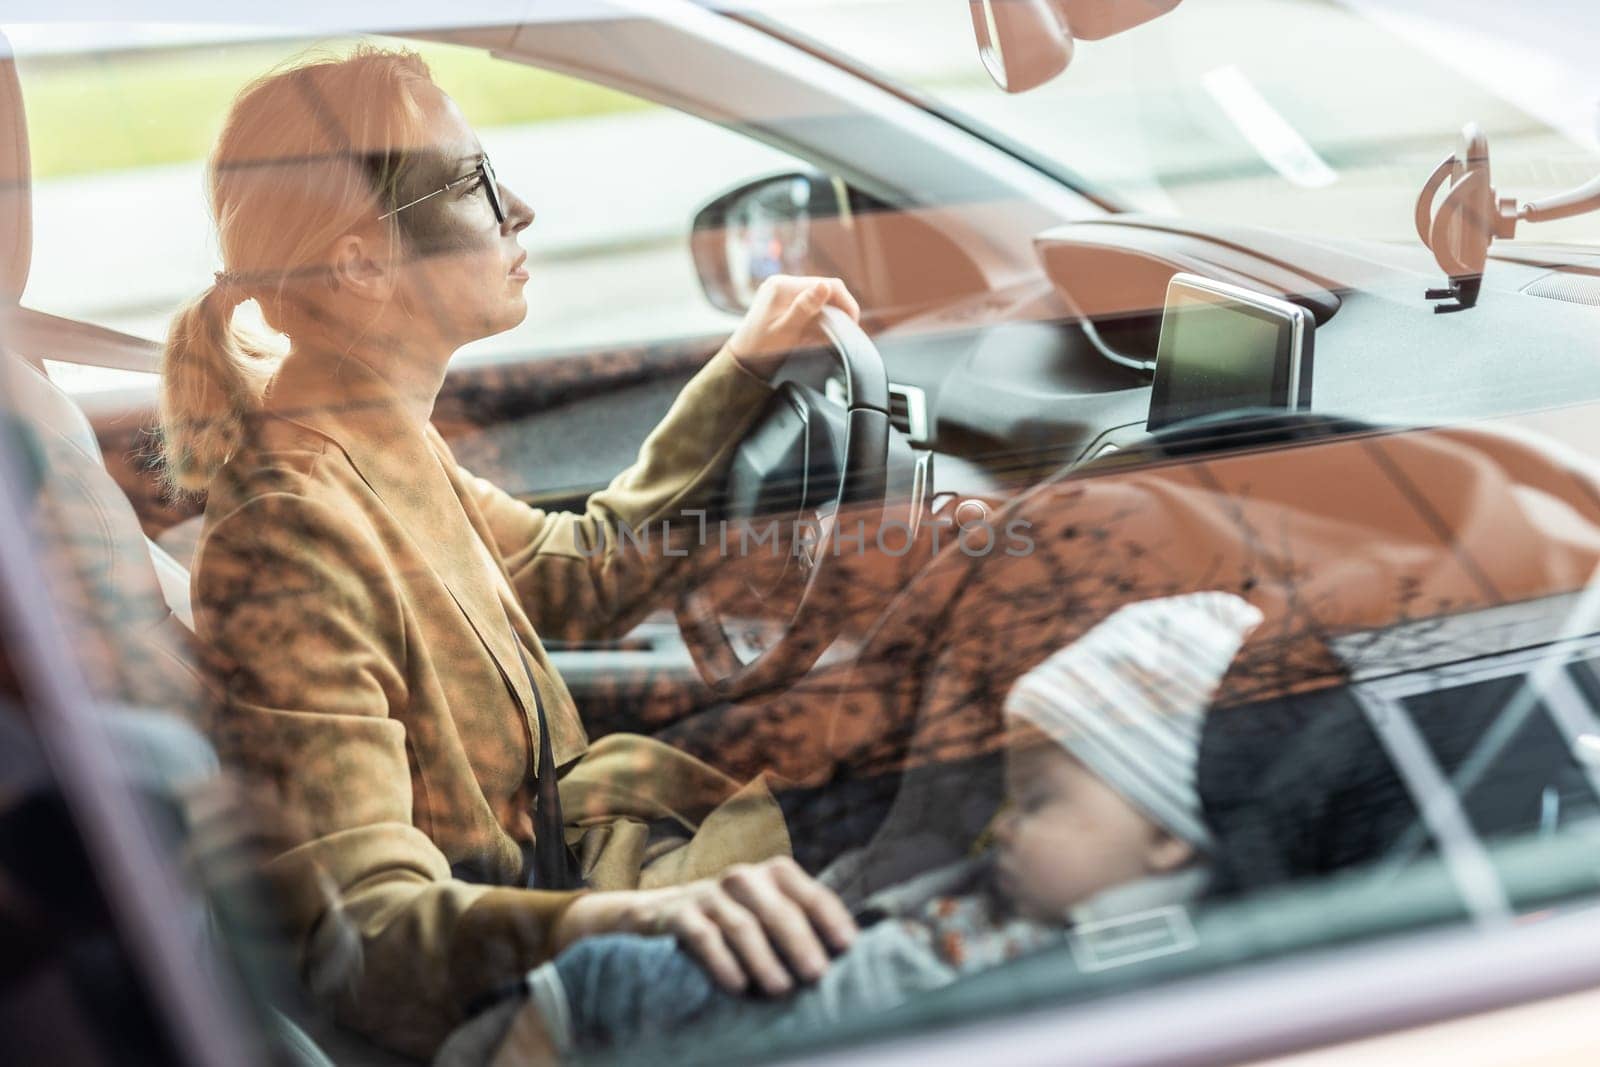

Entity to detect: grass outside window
[18,35,651,181]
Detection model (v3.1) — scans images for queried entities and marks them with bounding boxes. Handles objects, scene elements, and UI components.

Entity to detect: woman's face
[383,86,534,346]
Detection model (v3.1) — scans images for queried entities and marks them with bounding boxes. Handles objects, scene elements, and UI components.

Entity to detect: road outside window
[9,28,803,393]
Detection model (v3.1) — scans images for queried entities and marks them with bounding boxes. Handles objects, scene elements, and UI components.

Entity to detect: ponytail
[158,278,282,495]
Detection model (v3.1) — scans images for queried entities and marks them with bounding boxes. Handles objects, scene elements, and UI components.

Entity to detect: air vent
[888,383,929,442]
[1521,271,1600,307]
[825,379,930,443]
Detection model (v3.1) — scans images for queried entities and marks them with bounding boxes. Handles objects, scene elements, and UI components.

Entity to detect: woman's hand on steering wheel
[725,275,862,382]
[553,856,858,996]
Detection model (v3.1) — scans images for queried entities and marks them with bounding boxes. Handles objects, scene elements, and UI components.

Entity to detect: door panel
[432,332,726,507]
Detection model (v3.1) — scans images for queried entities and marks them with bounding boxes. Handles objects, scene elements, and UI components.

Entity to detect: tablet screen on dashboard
[1146,274,1314,432]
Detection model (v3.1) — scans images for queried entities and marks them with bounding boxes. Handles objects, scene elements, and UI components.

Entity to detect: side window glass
[422,39,805,363]
[10,30,806,395]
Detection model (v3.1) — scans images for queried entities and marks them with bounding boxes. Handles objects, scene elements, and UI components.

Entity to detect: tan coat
[193,346,789,1057]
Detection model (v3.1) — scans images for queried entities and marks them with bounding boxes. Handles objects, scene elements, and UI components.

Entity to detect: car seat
[0,26,206,717]
[0,40,404,1066]
[5,356,213,717]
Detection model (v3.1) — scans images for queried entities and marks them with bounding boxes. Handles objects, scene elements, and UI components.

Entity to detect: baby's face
[993,738,1191,921]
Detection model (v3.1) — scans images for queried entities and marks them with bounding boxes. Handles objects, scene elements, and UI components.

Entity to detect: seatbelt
[501,602,585,891]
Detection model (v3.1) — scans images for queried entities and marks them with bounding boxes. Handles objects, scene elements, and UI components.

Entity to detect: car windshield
[741,0,1600,244]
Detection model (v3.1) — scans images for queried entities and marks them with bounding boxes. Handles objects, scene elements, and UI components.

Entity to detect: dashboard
[864,216,1600,506]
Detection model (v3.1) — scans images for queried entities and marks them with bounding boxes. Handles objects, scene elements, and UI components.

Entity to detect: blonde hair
[159,45,438,494]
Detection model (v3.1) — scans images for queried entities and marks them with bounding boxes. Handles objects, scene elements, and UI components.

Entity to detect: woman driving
[160,46,858,1058]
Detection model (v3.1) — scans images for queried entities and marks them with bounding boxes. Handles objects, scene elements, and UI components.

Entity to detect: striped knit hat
[1003,592,1264,853]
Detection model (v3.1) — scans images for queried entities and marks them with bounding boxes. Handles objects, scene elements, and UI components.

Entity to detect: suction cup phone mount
[1417,122,1600,313]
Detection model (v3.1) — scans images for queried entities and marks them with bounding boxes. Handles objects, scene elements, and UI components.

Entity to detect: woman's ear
[1145,830,1196,875]
[327,234,397,303]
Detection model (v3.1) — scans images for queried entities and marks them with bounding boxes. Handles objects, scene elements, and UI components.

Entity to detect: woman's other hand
[724,275,862,381]
[554,857,858,996]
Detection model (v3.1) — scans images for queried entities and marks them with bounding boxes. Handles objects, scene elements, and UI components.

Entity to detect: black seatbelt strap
[501,603,584,891]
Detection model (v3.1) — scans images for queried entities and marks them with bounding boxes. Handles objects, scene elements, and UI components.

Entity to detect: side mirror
[691,172,863,315]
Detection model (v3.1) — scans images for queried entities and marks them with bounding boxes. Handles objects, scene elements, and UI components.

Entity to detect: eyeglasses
[378,155,506,224]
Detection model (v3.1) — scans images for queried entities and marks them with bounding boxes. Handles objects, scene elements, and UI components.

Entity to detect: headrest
[0,34,31,305]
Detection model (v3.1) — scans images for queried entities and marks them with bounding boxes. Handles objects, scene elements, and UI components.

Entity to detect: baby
[437,591,1262,1066]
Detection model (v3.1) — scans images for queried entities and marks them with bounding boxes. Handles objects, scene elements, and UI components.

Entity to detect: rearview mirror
[1056,0,1185,40]
[972,0,1185,93]
[968,0,1072,95]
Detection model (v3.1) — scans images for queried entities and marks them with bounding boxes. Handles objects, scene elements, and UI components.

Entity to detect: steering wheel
[676,306,892,700]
